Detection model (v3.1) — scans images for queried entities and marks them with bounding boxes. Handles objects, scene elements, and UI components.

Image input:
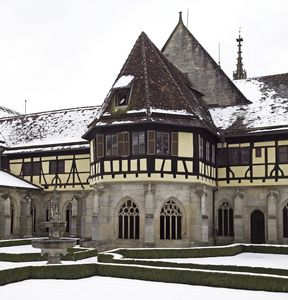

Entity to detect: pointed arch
[160,198,183,240]
[118,199,139,239]
[218,201,234,237]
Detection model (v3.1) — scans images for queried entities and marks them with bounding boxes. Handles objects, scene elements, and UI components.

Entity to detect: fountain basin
[32,238,77,264]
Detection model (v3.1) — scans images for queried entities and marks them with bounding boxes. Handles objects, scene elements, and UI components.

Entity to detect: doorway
[250,210,265,244]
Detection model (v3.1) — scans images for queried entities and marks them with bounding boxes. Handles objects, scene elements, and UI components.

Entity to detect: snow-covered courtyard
[0,244,288,299]
[1,276,287,300]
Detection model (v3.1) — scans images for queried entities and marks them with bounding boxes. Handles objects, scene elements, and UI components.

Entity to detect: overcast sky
[0,0,287,114]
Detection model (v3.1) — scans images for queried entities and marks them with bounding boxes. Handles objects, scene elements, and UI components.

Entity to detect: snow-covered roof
[0,169,40,189]
[209,73,288,134]
[0,106,100,150]
[0,106,20,119]
[113,75,134,89]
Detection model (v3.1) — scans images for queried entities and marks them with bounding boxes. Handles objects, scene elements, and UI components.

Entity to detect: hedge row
[0,262,287,292]
[0,248,97,262]
[97,253,288,277]
[114,244,243,259]
[108,244,288,259]
[0,239,32,248]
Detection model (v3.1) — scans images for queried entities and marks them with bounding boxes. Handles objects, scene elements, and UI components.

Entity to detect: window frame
[156,132,170,155]
[132,131,145,155]
[49,160,65,174]
[22,161,41,176]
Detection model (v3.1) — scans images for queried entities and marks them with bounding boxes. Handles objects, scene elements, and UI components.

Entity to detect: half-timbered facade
[0,13,288,248]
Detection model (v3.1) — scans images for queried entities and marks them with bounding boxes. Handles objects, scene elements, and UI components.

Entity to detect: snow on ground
[154,253,288,270]
[0,276,287,300]
[0,245,40,254]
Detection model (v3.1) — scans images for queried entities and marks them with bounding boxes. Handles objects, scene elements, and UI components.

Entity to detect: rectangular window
[132,132,145,155]
[96,134,104,159]
[199,136,204,159]
[205,141,210,162]
[171,132,178,156]
[118,132,130,156]
[115,88,130,107]
[156,132,169,155]
[217,148,227,166]
[240,147,250,165]
[23,162,41,176]
[228,147,250,165]
[147,130,155,155]
[49,160,65,174]
[278,145,288,163]
[106,134,117,156]
[211,144,216,164]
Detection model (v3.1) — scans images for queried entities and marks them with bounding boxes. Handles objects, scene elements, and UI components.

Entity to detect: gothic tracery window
[160,199,182,240]
[118,199,139,239]
[283,203,288,238]
[218,201,234,236]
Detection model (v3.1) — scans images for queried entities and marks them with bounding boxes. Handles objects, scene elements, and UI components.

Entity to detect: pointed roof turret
[84,31,218,138]
[162,13,251,107]
[233,30,247,80]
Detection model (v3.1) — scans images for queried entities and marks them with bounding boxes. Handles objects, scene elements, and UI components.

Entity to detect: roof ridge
[140,33,151,116]
[0,105,100,120]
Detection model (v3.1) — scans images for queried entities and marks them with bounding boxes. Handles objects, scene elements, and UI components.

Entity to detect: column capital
[234,189,244,200]
[267,189,279,200]
[144,183,155,196]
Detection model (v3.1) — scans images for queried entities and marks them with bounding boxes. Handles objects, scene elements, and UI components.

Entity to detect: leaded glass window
[119,200,139,239]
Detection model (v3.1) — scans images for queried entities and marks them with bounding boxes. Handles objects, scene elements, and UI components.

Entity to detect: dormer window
[112,75,134,107]
[115,88,130,107]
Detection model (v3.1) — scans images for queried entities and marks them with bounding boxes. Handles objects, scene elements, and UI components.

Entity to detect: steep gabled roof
[86,32,218,136]
[0,106,100,152]
[162,13,250,107]
[209,73,288,135]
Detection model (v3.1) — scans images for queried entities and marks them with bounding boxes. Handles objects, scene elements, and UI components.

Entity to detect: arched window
[10,202,14,234]
[65,203,72,233]
[118,200,139,239]
[218,201,233,236]
[31,205,37,234]
[283,203,288,238]
[160,199,182,240]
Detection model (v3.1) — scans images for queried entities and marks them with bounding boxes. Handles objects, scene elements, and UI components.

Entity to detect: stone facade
[91,182,214,250]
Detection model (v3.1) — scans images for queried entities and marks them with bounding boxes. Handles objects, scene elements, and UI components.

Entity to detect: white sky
[0,0,287,114]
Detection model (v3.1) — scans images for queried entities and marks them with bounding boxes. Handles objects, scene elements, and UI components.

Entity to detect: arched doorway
[250,210,265,244]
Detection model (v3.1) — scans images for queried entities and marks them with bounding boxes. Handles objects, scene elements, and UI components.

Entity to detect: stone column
[233,189,244,242]
[92,184,105,242]
[70,198,78,237]
[20,194,33,237]
[267,189,279,243]
[196,186,209,244]
[3,194,11,238]
[79,191,92,242]
[144,184,155,247]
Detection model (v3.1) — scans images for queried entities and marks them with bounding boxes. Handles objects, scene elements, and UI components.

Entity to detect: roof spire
[233,28,247,80]
[178,11,183,24]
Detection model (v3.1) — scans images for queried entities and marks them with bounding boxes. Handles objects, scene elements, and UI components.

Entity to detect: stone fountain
[32,193,76,264]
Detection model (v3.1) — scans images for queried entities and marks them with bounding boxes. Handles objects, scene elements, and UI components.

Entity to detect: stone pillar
[233,189,244,242]
[70,198,78,237]
[4,195,11,238]
[196,186,209,244]
[79,191,92,242]
[20,194,33,237]
[92,184,105,242]
[144,184,155,247]
[267,189,279,243]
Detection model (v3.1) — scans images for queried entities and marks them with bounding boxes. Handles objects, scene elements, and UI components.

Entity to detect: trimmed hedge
[98,254,288,277]
[0,239,32,248]
[114,244,243,259]
[0,262,288,292]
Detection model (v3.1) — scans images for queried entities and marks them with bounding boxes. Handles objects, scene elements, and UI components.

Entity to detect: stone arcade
[1,13,288,249]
